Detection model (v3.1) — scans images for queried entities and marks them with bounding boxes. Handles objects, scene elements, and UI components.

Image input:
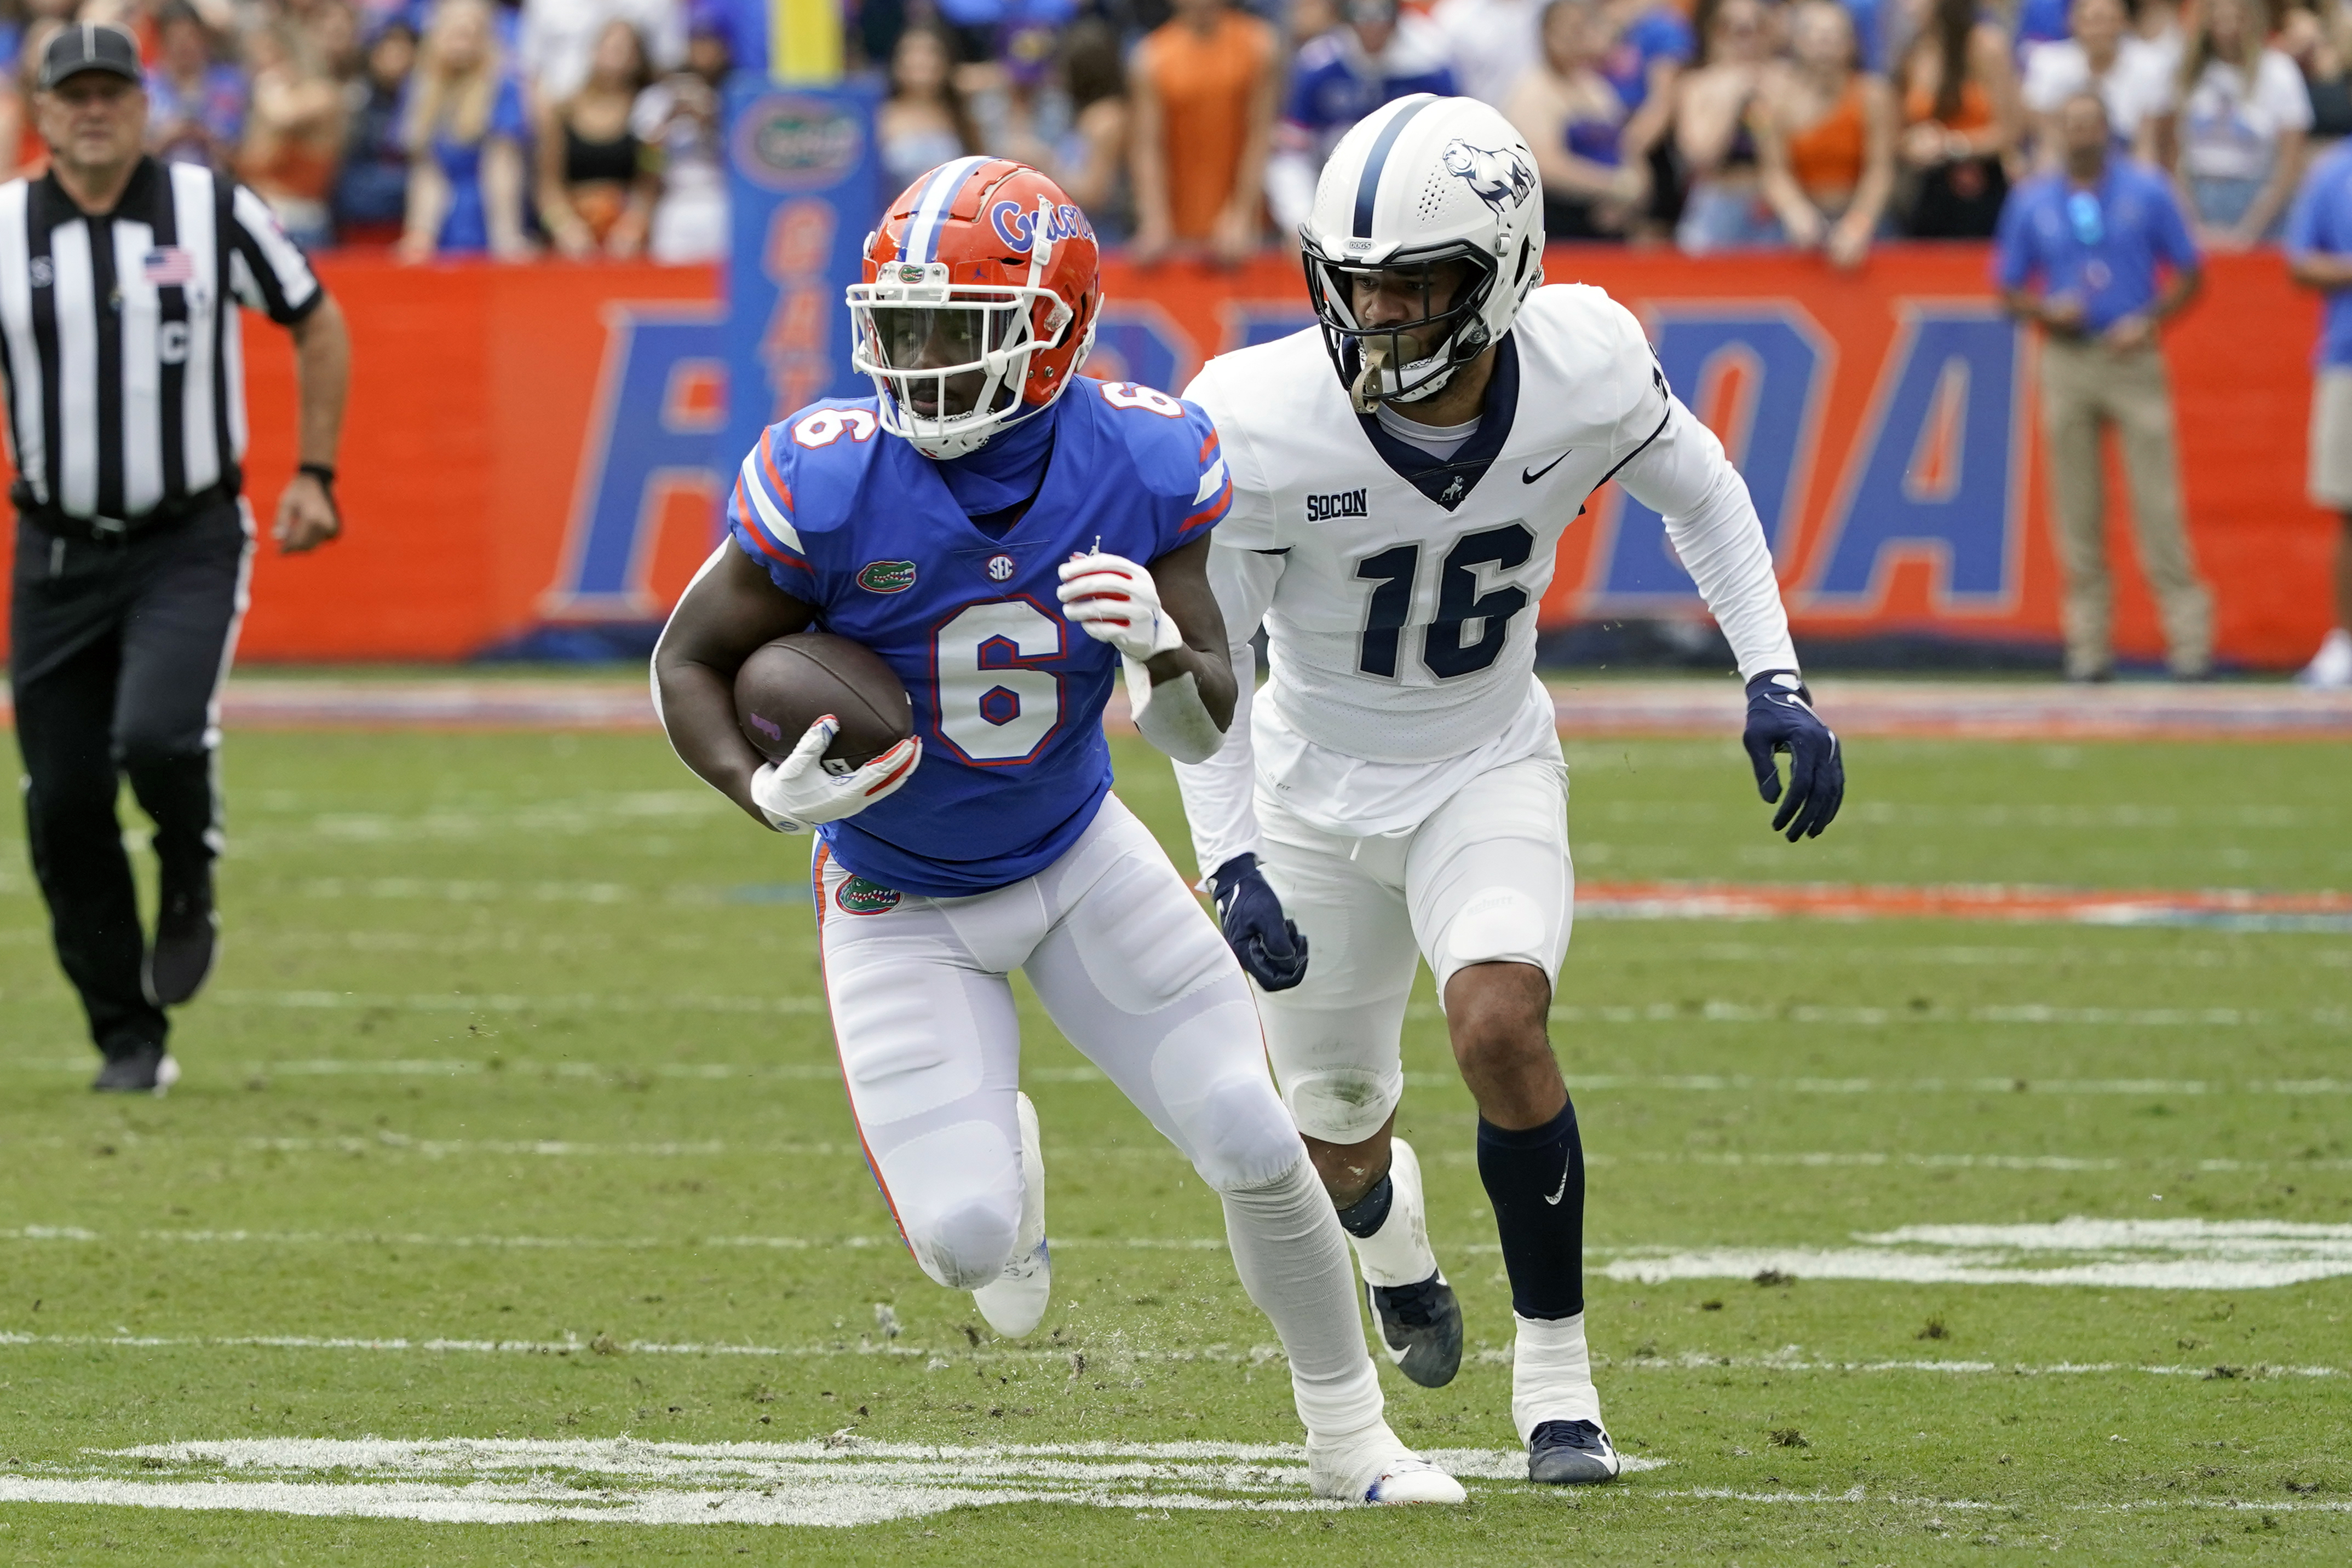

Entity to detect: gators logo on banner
[856,560,918,594]
[835,876,902,915]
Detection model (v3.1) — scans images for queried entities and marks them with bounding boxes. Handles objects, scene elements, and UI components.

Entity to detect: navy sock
[1333,1172,1394,1239]
[1476,1099,1585,1321]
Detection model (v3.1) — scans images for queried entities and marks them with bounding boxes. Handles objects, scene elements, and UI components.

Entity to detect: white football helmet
[1299,95,1545,411]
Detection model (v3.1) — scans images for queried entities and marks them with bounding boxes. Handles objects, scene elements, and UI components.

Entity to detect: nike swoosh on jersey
[1522,451,1572,484]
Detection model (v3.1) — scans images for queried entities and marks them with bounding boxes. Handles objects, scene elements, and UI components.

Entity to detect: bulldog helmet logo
[1441,140,1536,217]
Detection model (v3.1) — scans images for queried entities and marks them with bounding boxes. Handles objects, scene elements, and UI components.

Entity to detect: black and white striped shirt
[0,156,323,523]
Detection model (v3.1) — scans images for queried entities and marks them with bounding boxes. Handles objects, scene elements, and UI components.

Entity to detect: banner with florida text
[0,246,2331,670]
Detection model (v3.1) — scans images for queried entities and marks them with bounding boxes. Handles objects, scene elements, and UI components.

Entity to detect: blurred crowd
[865,0,2352,265]
[0,0,734,258]
[0,0,2341,262]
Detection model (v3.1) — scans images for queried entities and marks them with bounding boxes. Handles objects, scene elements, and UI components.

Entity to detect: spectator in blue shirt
[1602,0,1694,115]
[2285,140,2352,687]
[1266,0,1457,233]
[1507,0,1646,239]
[148,4,247,171]
[1996,89,2212,682]
[398,0,533,260]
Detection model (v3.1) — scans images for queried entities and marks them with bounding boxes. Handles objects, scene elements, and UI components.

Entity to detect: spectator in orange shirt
[1757,0,1896,267]
[1130,0,1279,266]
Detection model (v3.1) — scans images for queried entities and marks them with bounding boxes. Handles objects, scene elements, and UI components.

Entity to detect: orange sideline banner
[0,245,2332,667]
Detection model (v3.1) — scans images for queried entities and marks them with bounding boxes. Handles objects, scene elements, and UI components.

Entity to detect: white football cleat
[1306,1420,1467,1504]
[973,1091,1050,1337]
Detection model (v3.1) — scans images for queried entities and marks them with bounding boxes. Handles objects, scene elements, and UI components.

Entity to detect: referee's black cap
[39,23,144,91]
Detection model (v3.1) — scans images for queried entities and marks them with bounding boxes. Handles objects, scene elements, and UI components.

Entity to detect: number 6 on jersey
[934,599,1065,764]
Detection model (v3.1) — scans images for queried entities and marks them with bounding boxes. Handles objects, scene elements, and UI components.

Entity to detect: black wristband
[298,462,337,489]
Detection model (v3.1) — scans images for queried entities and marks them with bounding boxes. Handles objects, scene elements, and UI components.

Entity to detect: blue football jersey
[726,379,1233,897]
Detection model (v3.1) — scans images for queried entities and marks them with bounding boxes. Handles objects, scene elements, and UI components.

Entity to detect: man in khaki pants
[1995,91,2211,681]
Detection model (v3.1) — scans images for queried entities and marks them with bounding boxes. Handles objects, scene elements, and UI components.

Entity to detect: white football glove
[749,715,919,834]
[1055,551,1185,662]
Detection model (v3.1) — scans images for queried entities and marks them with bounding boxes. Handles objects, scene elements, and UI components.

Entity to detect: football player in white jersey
[1171,95,1845,1485]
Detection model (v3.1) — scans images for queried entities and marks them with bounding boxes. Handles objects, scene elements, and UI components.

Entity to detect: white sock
[1221,1155,1384,1439]
[1348,1138,1442,1288]
[1510,1310,1602,1445]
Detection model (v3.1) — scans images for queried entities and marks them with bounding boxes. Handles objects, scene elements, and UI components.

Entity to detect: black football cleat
[1367,1270,1463,1388]
[144,869,218,1007]
[1528,1419,1623,1485]
[92,1044,180,1096]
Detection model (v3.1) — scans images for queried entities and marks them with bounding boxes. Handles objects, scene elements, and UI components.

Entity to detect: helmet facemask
[1303,241,1502,414]
[849,261,1077,459]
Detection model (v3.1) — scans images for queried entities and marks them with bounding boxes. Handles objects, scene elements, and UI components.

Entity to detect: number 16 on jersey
[1354,523,1537,680]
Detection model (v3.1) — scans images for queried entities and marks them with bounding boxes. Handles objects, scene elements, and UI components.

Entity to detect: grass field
[1,709,2347,1563]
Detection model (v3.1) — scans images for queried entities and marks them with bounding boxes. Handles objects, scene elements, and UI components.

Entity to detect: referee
[4,25,350,1093]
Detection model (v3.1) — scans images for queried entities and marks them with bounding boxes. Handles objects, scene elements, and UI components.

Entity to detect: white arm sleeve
[1171,543,1284,883]
[1612,394,1801,681]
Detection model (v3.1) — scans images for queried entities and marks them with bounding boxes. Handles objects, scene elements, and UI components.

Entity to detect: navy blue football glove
[1209,853,1309,991]
[1742,670,1844,841]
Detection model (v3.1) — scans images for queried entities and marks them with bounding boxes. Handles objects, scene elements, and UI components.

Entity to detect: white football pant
[812,794,1385,1438]
[1251,753,1575,1144]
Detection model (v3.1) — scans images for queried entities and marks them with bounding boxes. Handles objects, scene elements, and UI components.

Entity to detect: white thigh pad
[1022,799,1303,1189]
[1149,996,1307,1191]
[1251,795,1419,1145]
[1406,754,1574,998]
[826,941,993,1125]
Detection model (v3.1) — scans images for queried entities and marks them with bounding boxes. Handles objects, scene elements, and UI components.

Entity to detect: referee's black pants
[10,499,251,1059]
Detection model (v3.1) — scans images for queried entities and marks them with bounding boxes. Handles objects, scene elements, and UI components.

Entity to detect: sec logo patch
[857,559,917,593]
[986,554,1015,582]
[835,877,902,915]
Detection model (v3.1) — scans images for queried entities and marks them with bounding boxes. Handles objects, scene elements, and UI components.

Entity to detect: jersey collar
[1353,335,1519,512]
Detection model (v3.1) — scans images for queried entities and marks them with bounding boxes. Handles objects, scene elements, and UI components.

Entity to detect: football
[734,631,914,775]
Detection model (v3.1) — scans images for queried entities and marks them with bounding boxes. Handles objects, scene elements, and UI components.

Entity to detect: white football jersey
[1174,283,1799,877]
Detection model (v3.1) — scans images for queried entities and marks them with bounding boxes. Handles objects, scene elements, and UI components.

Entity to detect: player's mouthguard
[1351,342,1390,414]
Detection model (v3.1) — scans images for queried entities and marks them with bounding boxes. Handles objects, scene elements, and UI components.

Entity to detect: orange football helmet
[850,158,1102,459]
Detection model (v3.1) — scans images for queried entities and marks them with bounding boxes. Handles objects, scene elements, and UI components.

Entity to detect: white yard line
[1602,1250,2352,1290]
[13,989,2348,1033]
[0,1330,2341,1381]
[5,1053,2350,1097]
[208,989,833,1018]
[9,1217,2352,1293]
[1423,1001,2352,1030]
[1605,1351,2346,1379]
[2,1434,2341,1529]
[0,1225,1225,1252]
[0,1438,1676,1527]
[6,1133,2334,1174]
[183,991,2352,1031]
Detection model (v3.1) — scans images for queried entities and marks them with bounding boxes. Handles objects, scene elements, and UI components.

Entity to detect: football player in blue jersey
[650,159,1464,1505]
